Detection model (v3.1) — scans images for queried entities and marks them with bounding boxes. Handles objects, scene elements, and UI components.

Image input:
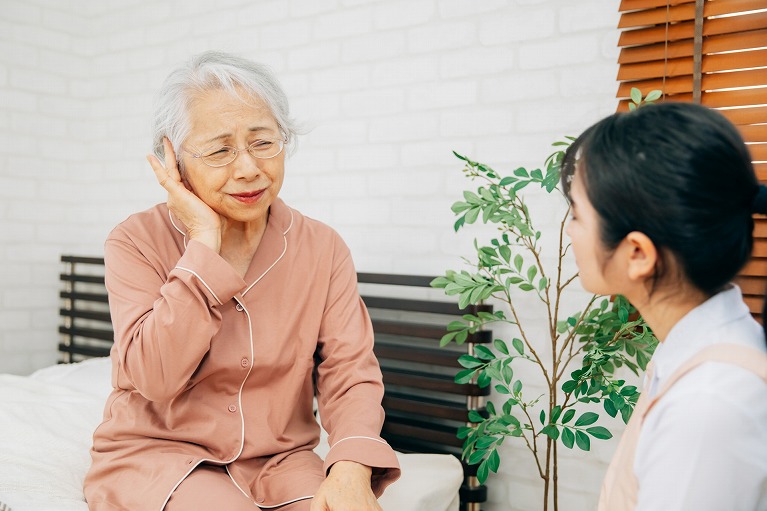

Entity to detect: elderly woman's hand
[147,138,223,253]
[310,461,382,511]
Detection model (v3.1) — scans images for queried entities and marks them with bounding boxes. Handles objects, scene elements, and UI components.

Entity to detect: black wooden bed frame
[59,255,491,511]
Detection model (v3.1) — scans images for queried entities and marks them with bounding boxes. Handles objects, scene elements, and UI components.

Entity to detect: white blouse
[634,285,767,511]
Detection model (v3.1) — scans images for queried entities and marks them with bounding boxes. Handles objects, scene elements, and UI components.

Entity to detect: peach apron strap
[597,361,655,511]
[597,344,767,511]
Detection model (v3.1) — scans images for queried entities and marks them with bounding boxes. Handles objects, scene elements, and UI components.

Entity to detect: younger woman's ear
[624,231,658,281]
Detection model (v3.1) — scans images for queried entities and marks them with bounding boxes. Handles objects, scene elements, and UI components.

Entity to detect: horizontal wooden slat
[703,88,767,109]
[740,257,767,276]
[375,343,462,367]
[61,255,105,265]
[617,70,767,99]
[460,485,489,503]
[381,367,490,397]
[372,319,448,339]
[380,433,461,457]
[743,295,764,315]
[60,273,106,285]
[372,319,492,344]
[720,106,767,127]
[619,0,692,11]
[383,418,464,448]
[383,392,470,421]
[735,275,766,295]
[618,2,697,28]
[754,219,767,237]
[618,29,767,64]
[59,325,114,342]
[755,163,767,182]
[59,290,109,303]
[617,56,693,81]
[752,238,767,258]
[619,0,767,28]
[740,125,767,144]
[357,273,436,287]
[747,144,767,162]
[59,308,112,323]
[57,343,112,359]
[704,48,767,74]
[362,295,492,315]
[704,69,767,94]
[616,75,691,97]
[619,11,767,47]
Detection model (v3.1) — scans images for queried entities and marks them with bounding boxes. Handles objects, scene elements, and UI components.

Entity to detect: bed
[0,256,491,511]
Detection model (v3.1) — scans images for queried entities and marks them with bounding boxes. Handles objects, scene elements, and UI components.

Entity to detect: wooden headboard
[59,255,491,511]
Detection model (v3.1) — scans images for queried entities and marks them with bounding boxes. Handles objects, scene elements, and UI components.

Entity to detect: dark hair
[561,102,762,320]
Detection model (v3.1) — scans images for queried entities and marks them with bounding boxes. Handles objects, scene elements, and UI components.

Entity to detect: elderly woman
[83,51,400,511]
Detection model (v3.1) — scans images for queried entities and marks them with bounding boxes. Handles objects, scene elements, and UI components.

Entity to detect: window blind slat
[740,125,767,144]
[618,29,767,64]
[619,0,693,12]
[702,88,767,108]
[719,106,767,126]
[617,57,693,80]
[618,11,767,47]
[618,3,696,29]
[619,0,767,28]
[618,47,767,83]
[704,48,767,74]
[704,68,767,92]
[617,76,692,97]
[754,162,767,181]
[748,143,767,162]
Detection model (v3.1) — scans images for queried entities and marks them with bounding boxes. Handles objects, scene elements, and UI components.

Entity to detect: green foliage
[432,90,661,488]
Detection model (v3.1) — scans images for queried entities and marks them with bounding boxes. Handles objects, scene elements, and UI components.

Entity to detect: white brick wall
[0,1,622,509]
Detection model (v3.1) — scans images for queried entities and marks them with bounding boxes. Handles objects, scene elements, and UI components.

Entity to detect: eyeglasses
[185,138,285,168]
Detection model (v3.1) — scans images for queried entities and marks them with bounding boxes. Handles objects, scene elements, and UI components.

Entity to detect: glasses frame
[184,137,286,168]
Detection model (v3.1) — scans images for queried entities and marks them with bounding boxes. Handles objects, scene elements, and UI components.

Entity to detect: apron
[597,344,767,511]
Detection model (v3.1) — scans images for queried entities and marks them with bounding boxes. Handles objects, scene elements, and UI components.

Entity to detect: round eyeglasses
[185,138,286,168]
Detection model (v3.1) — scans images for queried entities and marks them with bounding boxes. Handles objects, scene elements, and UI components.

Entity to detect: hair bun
[752,184,767,215]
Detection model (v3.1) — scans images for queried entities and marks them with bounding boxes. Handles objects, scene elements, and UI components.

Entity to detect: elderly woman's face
[180,87,285,226]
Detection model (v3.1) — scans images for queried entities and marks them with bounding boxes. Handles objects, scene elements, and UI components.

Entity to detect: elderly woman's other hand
[310,461,383,511]
[147,137,223,253]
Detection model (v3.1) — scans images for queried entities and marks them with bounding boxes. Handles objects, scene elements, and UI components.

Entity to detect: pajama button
[228,404,237,413]
[241,358,249,367]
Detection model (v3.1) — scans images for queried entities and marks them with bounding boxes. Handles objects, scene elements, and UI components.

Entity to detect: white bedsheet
[0,358,462,511]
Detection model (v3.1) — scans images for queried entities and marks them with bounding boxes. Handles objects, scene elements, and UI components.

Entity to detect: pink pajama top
[83,198,400,510]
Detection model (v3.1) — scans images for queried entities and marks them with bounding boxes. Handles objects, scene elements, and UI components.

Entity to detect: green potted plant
[431,90,661,510]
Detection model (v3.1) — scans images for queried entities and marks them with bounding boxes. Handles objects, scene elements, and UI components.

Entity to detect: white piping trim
[224,464,257,503]
[174,266,224,305]
[328,435,390,451]
[168,210,188,249]
[161,460,203,510]
[253,495,314,509]
[282,206,295,236]
[241,208,293,297]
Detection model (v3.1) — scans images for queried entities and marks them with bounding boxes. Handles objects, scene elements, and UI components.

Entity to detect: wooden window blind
[616,0,767,319]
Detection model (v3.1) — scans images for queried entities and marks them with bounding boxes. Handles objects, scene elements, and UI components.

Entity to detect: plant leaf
[574,412,599,427]
[561,427,575,449]
[586,426,613,440]
[575,430,591,451]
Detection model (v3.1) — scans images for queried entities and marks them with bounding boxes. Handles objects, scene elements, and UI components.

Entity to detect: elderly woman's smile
[229,188,267,203]
[180,87,285,227]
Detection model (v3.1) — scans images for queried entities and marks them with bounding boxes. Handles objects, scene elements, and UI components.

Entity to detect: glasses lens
[247,139,284,159]
[202,147,237,167]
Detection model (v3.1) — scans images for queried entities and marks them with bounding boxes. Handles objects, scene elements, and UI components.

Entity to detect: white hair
[151,51,301,163]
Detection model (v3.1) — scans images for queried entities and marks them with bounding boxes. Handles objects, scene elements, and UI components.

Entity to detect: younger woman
[561,102,767,511]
